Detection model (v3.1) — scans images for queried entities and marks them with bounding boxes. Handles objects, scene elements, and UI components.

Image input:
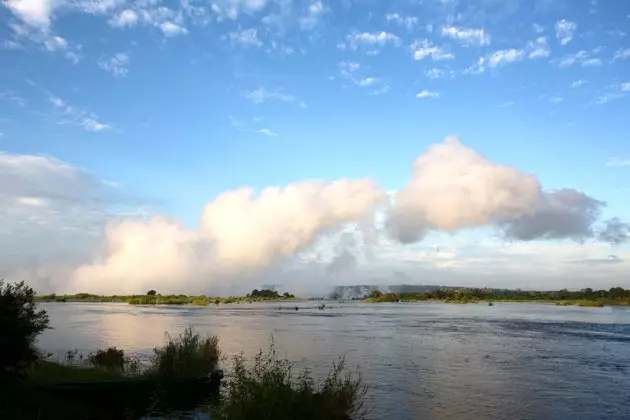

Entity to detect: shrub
[88,347,126,372]
[212,343,367,420]
[147,327,221,379]
[578,300,605,308]
[0,281,50,384]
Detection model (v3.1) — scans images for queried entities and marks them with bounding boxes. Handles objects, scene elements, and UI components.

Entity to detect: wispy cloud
[98,52,130,78]
[571,79,587,88]
[555,19,577,45]
[526,37,549,59]
[244,88,300,105]
[488,48,524,67]
[425,68,454,79]
[160,21,188,37]
[257,128,278,137]
[614,48,630,60]
[416,90,439,99]
[49,94,112,132]
[557,50,601,67]
[410,39,454,61]
[605,157,630,167]
[385,13,418,30]
[548,96,564,104]
[228,28,262,47]
[342,31,402,51]
[441,26,490,46]
[298,0,329,30]
[594,83,630,104]
[109,9,138,27]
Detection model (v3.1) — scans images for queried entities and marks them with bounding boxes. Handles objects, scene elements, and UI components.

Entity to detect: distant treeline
[35,289,298,305]
[364,287,630,305]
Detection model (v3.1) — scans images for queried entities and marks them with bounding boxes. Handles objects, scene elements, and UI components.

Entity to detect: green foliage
[365,292,399,303]
[212,343,367,420]
[88,347,126,372]
[0,280,50,386]
[192,299,209,306]
[362,286,630,305]
[577,300,605,307]
[147,327,221,379]
[27,361,125,386]
[147,290,157,296]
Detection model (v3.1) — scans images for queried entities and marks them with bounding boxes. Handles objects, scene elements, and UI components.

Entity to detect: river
[37,301,630,420]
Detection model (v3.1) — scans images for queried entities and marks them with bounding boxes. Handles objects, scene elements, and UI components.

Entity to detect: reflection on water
[38,302,630,420]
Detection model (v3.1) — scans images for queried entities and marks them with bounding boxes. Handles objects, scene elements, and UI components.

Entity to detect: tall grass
[146,327,221,379]
[212,342,367,420]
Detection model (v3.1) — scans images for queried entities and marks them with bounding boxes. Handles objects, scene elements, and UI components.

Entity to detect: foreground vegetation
[364,286,630,306]
[36,288,299,305]
[213,344,366,420]
[2,280,366,419]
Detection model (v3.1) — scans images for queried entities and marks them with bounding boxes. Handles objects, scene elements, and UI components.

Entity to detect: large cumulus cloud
[2,137,627,294]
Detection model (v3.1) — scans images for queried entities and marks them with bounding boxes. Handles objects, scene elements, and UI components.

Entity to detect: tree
[147,290,157,296]
[0,281,50,384]
[369,289,383,299]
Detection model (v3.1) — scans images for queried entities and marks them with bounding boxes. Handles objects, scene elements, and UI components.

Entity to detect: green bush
[147,327,221,379]
[0,281,50,385]
[88,347,126,372]
[212,343,367,420]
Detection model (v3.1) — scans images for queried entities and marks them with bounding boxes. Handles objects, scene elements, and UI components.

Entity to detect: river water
[38,301,630,420]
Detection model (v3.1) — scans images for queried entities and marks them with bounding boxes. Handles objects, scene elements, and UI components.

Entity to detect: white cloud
[43,35,67,51]
[368,85,391,96]
[614,48,630,60]
[571,79,587,88]
[4,0,57,27]
[3,39,23,49]
[441,26,490,45]
[532,23,544,33]
[385,13,418,30]
[488,48,524,67]
[98,52,130,78]
[425,68,454,79]
[211,0,268,21]
[244,87,297,105]
[345,31,402,50]
[5,137,627,293]
[621,82,630,92]
[557,50,588,67]
[82,118,111,132]
[581,58,602,67]
[257,128,278,137]
[298,0,328,30]
[49,94,112,132]
[526,37,549,59]
[605,157,630,167]
[109,9,138,27]
[416,90,439,99]
[410,39,454,61]
[228,28,262,47]
[555,19,577,45]
[160,21,188,37]
[548,96,563,103]
[338,60,360,76]
[357,77,378,87]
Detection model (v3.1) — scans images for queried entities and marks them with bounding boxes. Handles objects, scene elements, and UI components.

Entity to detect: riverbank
[363,296,629,306]
[35,289,300,306]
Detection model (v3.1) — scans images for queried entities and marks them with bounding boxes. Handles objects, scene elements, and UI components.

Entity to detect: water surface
[38,301,630,420]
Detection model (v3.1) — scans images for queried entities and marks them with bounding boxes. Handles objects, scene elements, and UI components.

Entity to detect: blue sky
[1,0,629,294]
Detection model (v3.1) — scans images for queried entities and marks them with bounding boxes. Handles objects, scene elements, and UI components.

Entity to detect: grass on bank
[25,329,367,420]
[213,343,367,420]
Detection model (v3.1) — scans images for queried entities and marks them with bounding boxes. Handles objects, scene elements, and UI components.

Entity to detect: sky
[1,0,629,296]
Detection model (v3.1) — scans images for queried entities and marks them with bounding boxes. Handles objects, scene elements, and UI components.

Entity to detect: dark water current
[38,301,630,420]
